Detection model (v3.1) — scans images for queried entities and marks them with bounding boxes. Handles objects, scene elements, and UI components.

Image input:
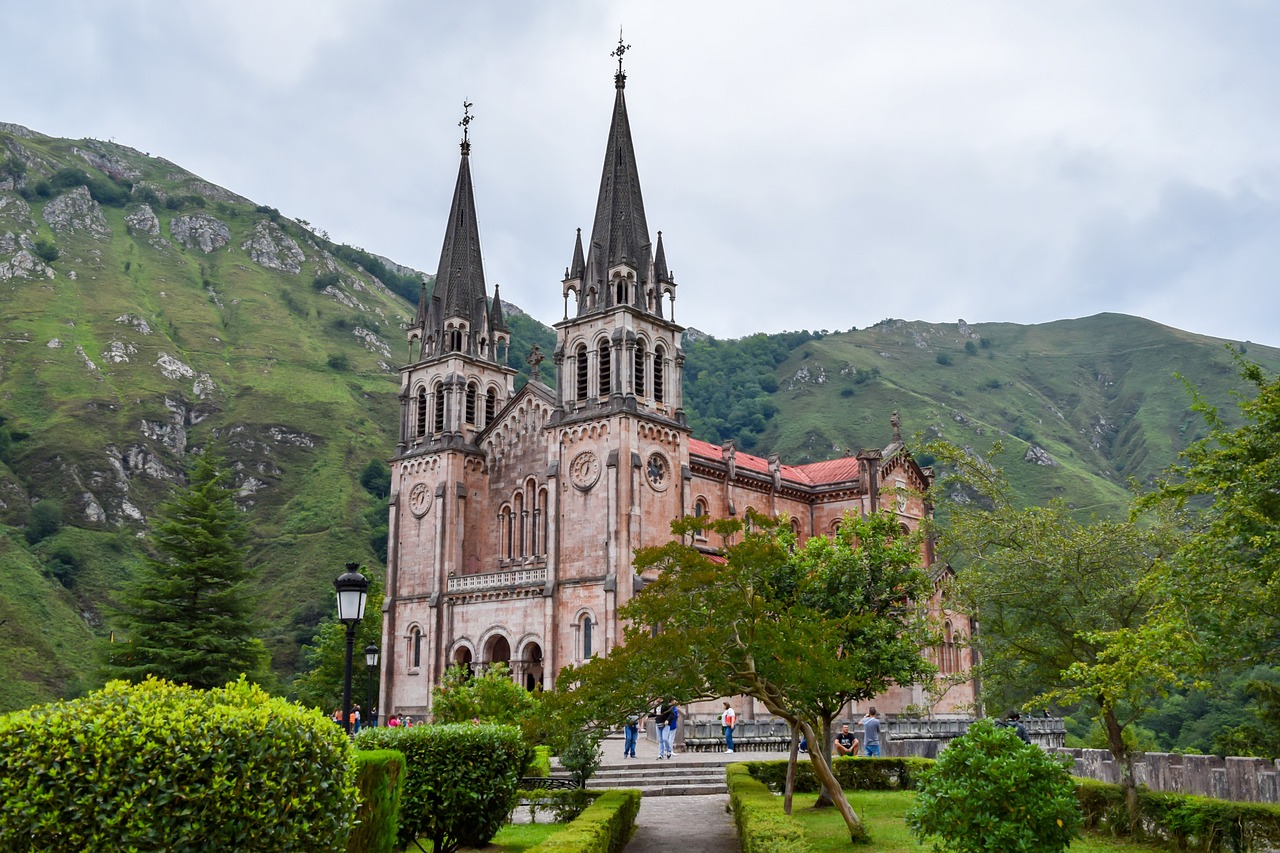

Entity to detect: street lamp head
[334,563,369,623]
[365,643,380,668]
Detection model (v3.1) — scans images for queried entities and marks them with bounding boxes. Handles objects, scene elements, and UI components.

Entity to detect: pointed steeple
[568,228,586,281]
[653,230,669,283]
[582,41,653,313]
[490,284,507,332]
[420,101,498,361]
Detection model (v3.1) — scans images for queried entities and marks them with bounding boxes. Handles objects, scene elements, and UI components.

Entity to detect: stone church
[378,62,974,722]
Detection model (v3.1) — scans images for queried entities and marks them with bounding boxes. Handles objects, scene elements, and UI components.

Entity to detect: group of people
[330,705,421,732]
[330,704,376,733]
[624,701,885,759]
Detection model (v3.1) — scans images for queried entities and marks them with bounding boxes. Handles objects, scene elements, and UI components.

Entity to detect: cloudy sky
[5,1,1279,346]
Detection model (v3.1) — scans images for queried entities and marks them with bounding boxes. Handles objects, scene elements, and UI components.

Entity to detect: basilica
[378,60,974,723]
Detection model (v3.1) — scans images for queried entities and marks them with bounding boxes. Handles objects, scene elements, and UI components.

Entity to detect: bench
[519,776,582,790]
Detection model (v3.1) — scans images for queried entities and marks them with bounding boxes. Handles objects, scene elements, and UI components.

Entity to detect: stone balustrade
[446,566,548,594]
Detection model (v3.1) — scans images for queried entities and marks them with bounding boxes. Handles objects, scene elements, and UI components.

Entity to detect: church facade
[378,65,975,722]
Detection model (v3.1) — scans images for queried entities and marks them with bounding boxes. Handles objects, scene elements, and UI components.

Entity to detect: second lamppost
[335,563,369,736]
[365,643,380,728]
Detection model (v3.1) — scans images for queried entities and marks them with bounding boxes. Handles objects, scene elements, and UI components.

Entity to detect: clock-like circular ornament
[408,482,433,517]
[646,452,669,491]
[570,451,601,491]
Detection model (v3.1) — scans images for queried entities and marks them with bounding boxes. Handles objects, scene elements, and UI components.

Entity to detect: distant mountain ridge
[3,122,1277,710]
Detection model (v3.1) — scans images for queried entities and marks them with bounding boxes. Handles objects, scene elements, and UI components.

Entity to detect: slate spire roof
[579,67,656,313]
[415,122,500,362]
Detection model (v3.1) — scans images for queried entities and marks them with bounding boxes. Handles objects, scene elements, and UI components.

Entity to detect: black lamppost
[334,563,369,736]
[364,643,380,728]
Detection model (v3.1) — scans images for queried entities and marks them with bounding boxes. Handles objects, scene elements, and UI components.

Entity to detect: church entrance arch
[484,634,511,669]
[517,640,544,691]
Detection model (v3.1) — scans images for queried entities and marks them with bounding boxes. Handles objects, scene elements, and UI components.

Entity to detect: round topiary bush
[907,718,1083,853]
[0,677,357,851]
[357,722,529,853]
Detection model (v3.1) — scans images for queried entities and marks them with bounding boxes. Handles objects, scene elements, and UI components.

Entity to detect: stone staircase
[552,757,732,797]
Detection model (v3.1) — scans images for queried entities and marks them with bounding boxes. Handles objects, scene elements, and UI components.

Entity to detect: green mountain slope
[3,122,1277,711]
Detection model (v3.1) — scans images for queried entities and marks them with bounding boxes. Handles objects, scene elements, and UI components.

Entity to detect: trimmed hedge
[744,755,930,793]
[527,744,553,777]
[526,788,642,853]
[356,722,529,852]
[727,764,811,853]
[0,677,356,851]
[518,787,602,823]
[1077,779,1280,851]
[347,749,406,853]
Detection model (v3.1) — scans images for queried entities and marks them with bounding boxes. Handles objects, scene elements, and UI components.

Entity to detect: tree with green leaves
[432,661,542,741]
[556,510,936,844]
[103,451,267,690]
[1139,356,1280,670]
[928,440,1200,825]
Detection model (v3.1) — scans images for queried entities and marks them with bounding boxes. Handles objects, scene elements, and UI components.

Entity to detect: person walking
[624,713,640,758]
[859,707,882,757]
[721,702,737,754]
[654,699,676,759]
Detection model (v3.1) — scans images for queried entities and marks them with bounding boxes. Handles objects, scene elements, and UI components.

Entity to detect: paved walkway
[625,793,740,853]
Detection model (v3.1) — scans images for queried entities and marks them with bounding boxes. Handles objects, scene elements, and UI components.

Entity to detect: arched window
[503,507,514,560]
[514,493,526,557]
[575,344,588,401]
[485,388,497,424]
[634,342,647,397]
[531,487,541,556]
[582,615,593,659]
[538,487,549,556]
[450,329,463,352]
[465,382,478,425]
[616,279,627,305]
[410,627,422,669]
[416,386,427,437]
[433,381,445,433]
[653,345,665,403]
[598,340,611,397]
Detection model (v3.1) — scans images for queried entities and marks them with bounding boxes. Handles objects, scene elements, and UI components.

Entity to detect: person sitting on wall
[834,723,860,757]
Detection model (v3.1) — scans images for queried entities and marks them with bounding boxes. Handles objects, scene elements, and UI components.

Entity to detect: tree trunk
[784,722,800,815]
[813,714,836,808]
[799,719,867,842]
[1101,705,1139,834]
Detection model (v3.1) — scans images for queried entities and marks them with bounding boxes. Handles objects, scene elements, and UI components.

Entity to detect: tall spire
[423,100,491,349]
[582,34,652,310]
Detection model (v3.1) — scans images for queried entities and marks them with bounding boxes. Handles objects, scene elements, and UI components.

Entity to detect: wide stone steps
[551,759,731,797]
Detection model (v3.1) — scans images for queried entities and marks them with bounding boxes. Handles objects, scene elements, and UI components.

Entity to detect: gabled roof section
[583,71,652,298]
[688,439,862,488]
[428,141,489,332]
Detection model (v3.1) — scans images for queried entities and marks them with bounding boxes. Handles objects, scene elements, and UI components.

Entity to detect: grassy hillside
[4,122,1277,712]
[687,316,1280,516]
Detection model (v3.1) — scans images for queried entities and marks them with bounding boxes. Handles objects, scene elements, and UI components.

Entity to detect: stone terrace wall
[1050,748,1280,805]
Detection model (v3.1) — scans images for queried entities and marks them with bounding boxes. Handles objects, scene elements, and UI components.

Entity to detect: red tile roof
[688,438,861,487]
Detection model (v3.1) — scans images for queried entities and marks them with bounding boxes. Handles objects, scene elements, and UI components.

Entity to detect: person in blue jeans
[859,707,881,757]
[721,702,737,753]
[623,713,639,758]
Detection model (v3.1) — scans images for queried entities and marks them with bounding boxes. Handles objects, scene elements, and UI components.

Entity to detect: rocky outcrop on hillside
[0,248,54,280]
[170,213,230,253]
[242,220,304,273]
[74,145,142,181]
[124,203,160,236]
[0,193,35,225]
[42,186,112,239]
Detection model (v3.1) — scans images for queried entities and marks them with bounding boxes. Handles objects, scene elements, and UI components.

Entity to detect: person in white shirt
[721,702,737,753]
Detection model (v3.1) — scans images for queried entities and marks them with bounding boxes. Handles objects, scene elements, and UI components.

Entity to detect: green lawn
[410,822,562,852]
[789,791,1171,852]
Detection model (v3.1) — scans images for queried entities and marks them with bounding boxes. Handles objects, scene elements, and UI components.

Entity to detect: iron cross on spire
[611,29,631,75]
[459,100,474,146]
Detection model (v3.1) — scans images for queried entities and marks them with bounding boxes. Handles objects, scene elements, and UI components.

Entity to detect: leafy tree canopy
[1139,356,1280,668]
[553,510,936,843]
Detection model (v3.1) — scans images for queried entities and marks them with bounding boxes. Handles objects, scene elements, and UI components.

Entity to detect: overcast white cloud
[4,1,1278,345]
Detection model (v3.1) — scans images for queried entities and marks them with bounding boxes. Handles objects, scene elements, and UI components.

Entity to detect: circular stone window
[646,452,670,491]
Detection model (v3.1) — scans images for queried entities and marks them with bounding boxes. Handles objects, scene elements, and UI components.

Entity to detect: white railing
[447,566,548,594]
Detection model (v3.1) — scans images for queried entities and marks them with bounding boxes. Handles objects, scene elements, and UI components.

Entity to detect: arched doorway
[453,646,473,678]
[485,635,511,667]
[521,642,544,691]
